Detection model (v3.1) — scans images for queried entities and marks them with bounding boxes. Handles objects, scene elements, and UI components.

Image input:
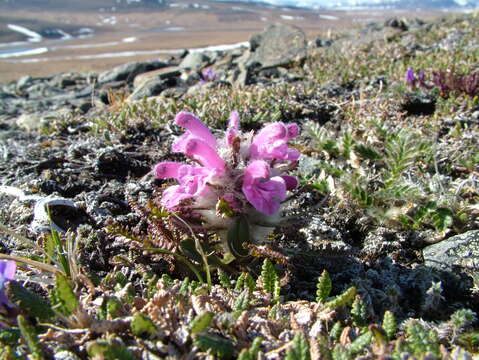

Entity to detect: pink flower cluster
[154,111,300,222]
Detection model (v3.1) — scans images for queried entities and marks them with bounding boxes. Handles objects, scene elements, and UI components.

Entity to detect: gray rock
[16,108,72,131]
[98,60,168,84]
[133,66,181,88]
[16,75,34,90]
[423,230,479,274]
[179,52,210,70]
[246,23,307,69]
[128,78,175,101]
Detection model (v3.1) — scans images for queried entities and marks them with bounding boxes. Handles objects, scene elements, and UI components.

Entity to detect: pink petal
[252,122,287,147]
[161,185,193,209]
[242,160,269,187]
[154,162,182,179]
[242,161,287,215]
[286,123,299,139]
[228,111,240,130]
[280,175,299,190]
[174,112,217,149]
[184,138,225,170]
[171,132,192,153]
[286,148,300,161]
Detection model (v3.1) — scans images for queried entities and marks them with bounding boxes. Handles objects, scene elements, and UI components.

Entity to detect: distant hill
[208,0,479,9]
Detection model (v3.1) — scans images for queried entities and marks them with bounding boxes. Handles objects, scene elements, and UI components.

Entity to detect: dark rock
[384,17,409,31]
[98,60,168,84]
[77,101,94,114]
[95,148,131,179]
[402,93,436,116]
[315,38,333,47]
[128,78,176,101]
[246,23,307,69]
[423,230,479,274]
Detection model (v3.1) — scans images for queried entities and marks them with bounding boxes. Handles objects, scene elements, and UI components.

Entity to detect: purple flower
[200,68,217,83]
[242,160,287,215]
[250,122,300,162]
[406,67,416,85]
[154,111,300,225]
[0,260,16,308]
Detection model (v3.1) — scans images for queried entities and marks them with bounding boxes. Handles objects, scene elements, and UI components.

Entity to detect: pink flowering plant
[154,111,300,257]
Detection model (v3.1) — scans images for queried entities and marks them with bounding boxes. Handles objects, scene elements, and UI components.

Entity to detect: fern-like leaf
[286,332,311,360]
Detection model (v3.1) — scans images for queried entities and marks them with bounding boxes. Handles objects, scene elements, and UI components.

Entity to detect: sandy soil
[0,1,446,83]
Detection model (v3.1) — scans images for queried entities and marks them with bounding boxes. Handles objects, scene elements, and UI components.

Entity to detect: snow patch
[7,24,43,42]
[0,47,48,59]
[319,14,339,20]
[122,37,137,43]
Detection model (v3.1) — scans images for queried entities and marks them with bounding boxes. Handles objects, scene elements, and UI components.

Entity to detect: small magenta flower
[154,111,300,249]
[0,260,16,308]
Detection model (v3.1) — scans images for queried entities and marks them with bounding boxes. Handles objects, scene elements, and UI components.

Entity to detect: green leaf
[48,228,70,277]
[161,273,174,287]
[382,311,397,340]
[286,332,311,360]
[194,333,235,359]
[330,322,343,341]
[316,270,332,303]
[431,207,454,232]
[332,344,350,360]
[235,272,255,292]
[260,259,278,296]
[0,328,20,345]
[325,286,357,309]
[86,339,136,360]
[227,216,250,258]
[354,144,382,161]
[6,281,54,321]
[218,269,231,289]
[273,278,281,303]
[179,277,190,295]
[348,331,372,355]
[238,337,263,360]
[190,312,214,335]
[98,296,123,320]
[405,320,440,357]
[180,238,203,263]
[234,288,250,312]
[351,296,368,327]
[50,273,79,316]
[131,313,157,338]
[17,315,44,360]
